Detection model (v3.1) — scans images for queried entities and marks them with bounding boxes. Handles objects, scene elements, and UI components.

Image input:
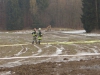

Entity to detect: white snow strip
[0,71,11,75]
[62,30,86,34]
[32,45,42,56]
[91,48,99,53]
[62,30,100,36]
[80,65,100,70]
[34,45,42,53]
[0,53,100,60]
[0,59,24,67]
[0,43,30,47]
[56,48,63,55]
[14,46,24,56]
[55,46,64,55]
[12,30,32,34]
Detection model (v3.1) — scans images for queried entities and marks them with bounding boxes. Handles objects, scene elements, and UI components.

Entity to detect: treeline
[81,0,100,33]
[0,0,82,30]
[6,0,49,30]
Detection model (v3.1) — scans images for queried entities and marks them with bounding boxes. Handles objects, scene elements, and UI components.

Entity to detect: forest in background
[0,0,82,30]
[81,0,100,33]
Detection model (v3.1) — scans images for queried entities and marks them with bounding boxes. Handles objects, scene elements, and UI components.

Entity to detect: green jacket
[38,31,42,40]
[32,31,37,37]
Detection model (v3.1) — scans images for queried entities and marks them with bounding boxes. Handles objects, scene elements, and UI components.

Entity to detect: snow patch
[62,30,86,34]
[55,46,64,55]
[62,30,100,36]
[0,59,24,67]
[80,65,100,70]
[0,71,12,75]
[32,45,42,55]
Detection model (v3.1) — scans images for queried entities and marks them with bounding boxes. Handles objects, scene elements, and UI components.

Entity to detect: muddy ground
[0,29,100,75]
[0,58,100,75]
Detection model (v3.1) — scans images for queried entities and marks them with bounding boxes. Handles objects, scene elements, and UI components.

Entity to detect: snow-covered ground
[62,30,100,36]
[0,29,100,68]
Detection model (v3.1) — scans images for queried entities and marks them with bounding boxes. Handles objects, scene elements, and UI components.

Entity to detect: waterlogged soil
[0,57,100,75]
[0,29,100,75]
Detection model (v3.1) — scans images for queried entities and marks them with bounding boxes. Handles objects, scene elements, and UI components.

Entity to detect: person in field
[32,28,37,44]
[37,28,43,45]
